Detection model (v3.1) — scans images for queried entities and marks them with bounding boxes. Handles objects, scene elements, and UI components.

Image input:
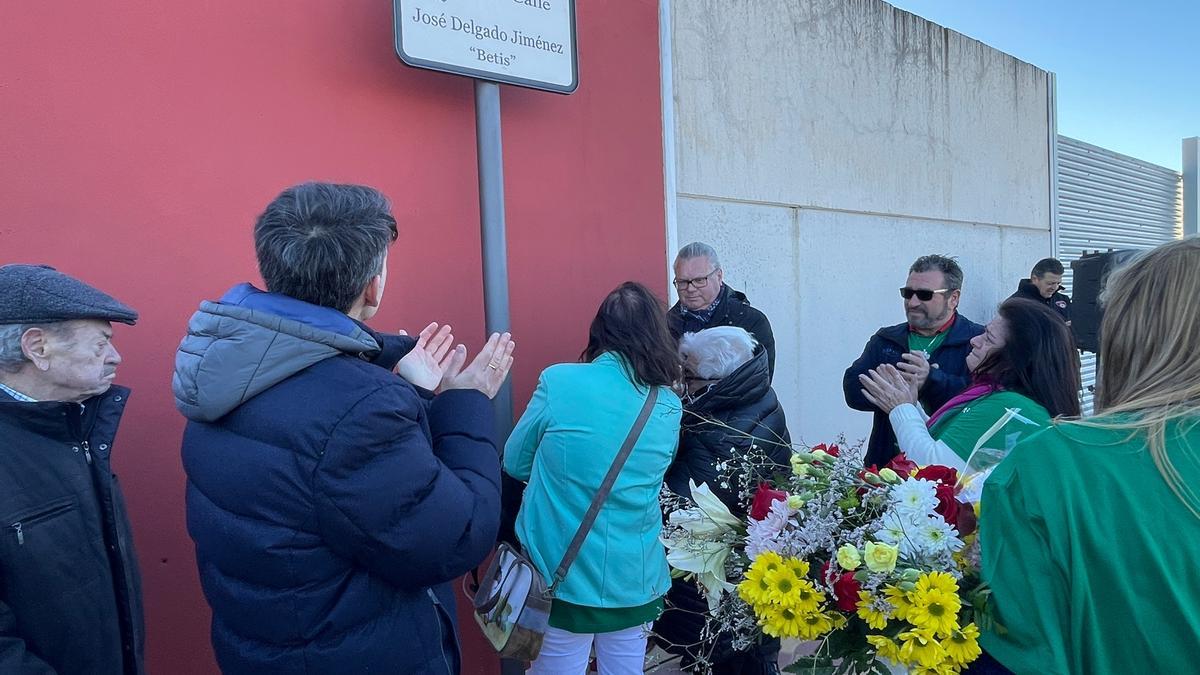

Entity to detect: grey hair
[675,241,721,270]
[679,326,757,379]
[0,323,75,374]
[909,254,964,291]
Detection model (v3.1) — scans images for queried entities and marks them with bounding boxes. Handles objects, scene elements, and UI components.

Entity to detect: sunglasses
[899,287,951,301]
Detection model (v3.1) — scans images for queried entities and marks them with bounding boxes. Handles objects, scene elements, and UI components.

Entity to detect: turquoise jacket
[505,352,683,609]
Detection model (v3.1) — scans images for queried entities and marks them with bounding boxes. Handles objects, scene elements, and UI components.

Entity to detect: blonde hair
[1081,237,1200,518]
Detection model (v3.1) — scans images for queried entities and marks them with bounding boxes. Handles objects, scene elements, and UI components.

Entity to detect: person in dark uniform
[1009,257,1071,323]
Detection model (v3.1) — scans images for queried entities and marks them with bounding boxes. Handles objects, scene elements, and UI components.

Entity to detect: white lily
[659,481,742,610]
[689,480,744,532]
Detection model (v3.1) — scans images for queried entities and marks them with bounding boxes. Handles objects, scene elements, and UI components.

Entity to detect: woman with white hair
[979,237,1200,674]
[656,325,791,674]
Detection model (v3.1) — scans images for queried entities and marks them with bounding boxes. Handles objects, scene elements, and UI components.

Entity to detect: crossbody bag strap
[548,387,659,594]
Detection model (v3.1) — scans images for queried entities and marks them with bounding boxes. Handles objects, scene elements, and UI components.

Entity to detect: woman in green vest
[505,282,683,674]
[857,297,1080,475]
[980,238,1200,674]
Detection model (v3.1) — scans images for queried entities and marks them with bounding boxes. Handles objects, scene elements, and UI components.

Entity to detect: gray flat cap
[0,264,138,325]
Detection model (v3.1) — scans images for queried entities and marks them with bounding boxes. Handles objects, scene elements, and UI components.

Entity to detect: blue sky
[889,0,1197,171]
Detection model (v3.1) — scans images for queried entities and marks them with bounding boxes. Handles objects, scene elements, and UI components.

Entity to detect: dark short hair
[909,255,964,291]
[581,282,681,388]
[1031,257,1065,277]
[254,183,398,312]
[974,297,1081,417]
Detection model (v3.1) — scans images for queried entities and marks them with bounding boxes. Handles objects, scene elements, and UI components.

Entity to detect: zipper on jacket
[7,500,74,546]
[427,589,455,675]
[82,440,93,465]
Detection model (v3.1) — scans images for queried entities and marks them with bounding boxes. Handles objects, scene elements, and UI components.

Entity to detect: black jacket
[1010,279,1071,322]
[657,348,788,670]
[175,284,500,674]
[664,348,791,514]
[842,314,985,468]
[669,284,776,380]
[0,386,145,675]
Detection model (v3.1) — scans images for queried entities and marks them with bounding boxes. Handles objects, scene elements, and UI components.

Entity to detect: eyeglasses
[900,287,951,301]
[673,269,719,290]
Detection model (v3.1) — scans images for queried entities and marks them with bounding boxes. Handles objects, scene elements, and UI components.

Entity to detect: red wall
[0,1,666,672]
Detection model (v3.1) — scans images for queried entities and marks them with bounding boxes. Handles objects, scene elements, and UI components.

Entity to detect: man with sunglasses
[667,242,776,380]
[843,254,984,467]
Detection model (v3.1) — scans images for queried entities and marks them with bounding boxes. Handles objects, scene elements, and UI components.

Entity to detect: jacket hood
[686,347,771,414]
[172,284,380,422]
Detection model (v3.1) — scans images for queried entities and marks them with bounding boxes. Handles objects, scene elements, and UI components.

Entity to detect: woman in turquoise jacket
[506,282,683,674]
[858,298,1079,480]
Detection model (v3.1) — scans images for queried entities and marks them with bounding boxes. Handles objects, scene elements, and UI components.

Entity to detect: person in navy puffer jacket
[172,182,515,674]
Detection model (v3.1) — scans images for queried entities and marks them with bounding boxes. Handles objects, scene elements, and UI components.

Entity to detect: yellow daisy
[944,623,982,665]
[898,628,947,669]
[915,571,960,596]
[752,550,784,575]
[883,585,913,622]
[782,555,810,579]
[789,578,826,613]
[907,588,962,637]
[866,634,901,663]
[737,569,770,608]
[763,565,804,607]
[796,611,835,640]
[856,591,890,630]
[759,604,804,638]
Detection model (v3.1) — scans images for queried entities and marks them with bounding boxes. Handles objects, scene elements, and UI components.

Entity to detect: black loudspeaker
[1070,249,1140,353]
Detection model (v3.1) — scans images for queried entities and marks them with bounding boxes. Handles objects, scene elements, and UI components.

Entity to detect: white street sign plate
[395,0,578,94]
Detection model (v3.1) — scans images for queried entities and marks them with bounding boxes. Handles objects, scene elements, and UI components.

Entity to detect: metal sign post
[394,0,578,439]
[474,78,514,438]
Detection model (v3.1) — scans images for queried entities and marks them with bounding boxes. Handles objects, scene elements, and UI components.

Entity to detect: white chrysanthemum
[746,498,795,559]
[888,478,940,517]
[913,514,965,555]
[875,509,925,558]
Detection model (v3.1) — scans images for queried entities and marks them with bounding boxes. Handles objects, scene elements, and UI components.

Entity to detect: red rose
[956,502,978,537]
[818,562,862,612]
[833,571,861,612]
[934,483,961,529]
[749,482,788,521]
[915,465,959,486]
[811,443,840,457]
[886,453,917,475]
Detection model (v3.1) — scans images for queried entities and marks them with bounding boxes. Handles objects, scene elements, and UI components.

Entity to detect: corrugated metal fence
[1055,135,1184,412]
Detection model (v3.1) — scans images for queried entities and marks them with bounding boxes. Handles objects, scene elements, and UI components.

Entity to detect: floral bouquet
[660,441,992,674]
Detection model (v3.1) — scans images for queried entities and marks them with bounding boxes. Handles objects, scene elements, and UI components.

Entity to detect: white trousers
[527,623,650,675]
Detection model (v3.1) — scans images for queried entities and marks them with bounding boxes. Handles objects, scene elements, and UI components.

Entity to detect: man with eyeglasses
[667,242,776,379]
[843,254,984,468]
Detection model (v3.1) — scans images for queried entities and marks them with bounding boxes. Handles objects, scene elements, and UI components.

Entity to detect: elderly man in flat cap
[0,264,145,675]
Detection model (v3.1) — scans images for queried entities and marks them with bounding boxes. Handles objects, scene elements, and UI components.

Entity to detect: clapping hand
[438,332,516,399]
[859,364,919,413]
[394,322,456,391]
[896,350,933,389]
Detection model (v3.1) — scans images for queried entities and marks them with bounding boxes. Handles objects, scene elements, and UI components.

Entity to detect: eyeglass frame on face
[899,287,951,301]
[673,269,720,290]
